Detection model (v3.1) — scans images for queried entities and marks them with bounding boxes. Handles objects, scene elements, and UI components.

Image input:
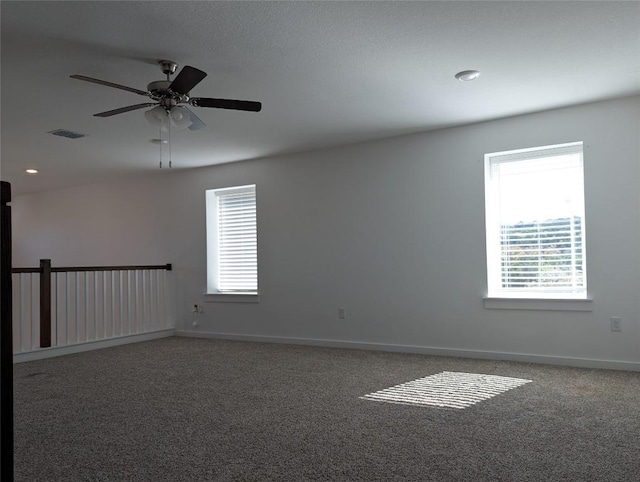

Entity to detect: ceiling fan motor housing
[147,80,171,96]
[147,80,189,106]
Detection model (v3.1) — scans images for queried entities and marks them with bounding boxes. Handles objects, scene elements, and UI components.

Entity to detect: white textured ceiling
[2,1,639,195]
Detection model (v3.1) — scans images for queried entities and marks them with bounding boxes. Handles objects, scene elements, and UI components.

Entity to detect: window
[206,185,258,296]
[484,142,586,299]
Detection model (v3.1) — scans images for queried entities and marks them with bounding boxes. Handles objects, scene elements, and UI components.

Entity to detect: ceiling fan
[70,60,261,131]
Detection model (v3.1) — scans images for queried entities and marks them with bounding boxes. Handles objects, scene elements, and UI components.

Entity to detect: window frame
[483,142,589,305]
[205,184,259,302]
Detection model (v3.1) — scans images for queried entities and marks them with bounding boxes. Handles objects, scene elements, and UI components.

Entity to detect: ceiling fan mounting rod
[158,60,178,80]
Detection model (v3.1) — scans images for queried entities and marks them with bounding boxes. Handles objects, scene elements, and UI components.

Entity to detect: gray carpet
[13,337,640,481]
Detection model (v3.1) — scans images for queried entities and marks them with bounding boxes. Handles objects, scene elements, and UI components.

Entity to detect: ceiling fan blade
[184,107,206,131]
[70,75,149,96]
[169,65,207,94]
[94,103,157,117]
[190,97,262,112]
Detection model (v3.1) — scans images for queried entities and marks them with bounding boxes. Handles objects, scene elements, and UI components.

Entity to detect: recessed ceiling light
[149,138,168,145]
[455,70,481,82]
[25,168,38,174]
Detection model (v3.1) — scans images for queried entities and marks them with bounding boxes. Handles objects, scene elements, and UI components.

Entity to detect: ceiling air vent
[48,129,86,139]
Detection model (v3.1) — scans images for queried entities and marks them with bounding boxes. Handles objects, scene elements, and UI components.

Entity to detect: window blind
[485,143,586,297]
[216,186,257,292]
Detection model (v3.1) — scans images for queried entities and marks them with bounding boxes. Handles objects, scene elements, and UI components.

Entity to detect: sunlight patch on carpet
[360,371,532,409]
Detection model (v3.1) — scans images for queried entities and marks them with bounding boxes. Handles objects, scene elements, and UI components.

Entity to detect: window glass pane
[206,185,257,293]
[485,143,586,298]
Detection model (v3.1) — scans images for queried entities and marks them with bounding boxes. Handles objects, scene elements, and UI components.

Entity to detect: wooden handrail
[10,267,40,274]
[12,263,172,274]
[53,263,172,272]
[10,261,172,350]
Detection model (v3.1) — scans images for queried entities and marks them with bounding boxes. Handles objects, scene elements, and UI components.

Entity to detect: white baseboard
[13,329,175,363]
[174,330,640,372]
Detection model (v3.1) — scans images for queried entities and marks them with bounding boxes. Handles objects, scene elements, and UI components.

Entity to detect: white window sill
[483,297,593,311]
[204,293,261,303]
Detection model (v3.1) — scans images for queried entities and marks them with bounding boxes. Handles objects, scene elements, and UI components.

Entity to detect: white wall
[13,96,640,368]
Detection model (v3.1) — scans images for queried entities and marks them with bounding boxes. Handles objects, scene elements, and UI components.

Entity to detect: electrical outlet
[610,317,622,332]
[338,308,346,319]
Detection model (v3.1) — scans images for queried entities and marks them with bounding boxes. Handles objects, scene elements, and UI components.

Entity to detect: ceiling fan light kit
[144,105,168,129]
[169,106,192,130]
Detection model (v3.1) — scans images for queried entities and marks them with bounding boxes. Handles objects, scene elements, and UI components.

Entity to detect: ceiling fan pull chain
[159,126,163,168]
[167,121,172,168]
